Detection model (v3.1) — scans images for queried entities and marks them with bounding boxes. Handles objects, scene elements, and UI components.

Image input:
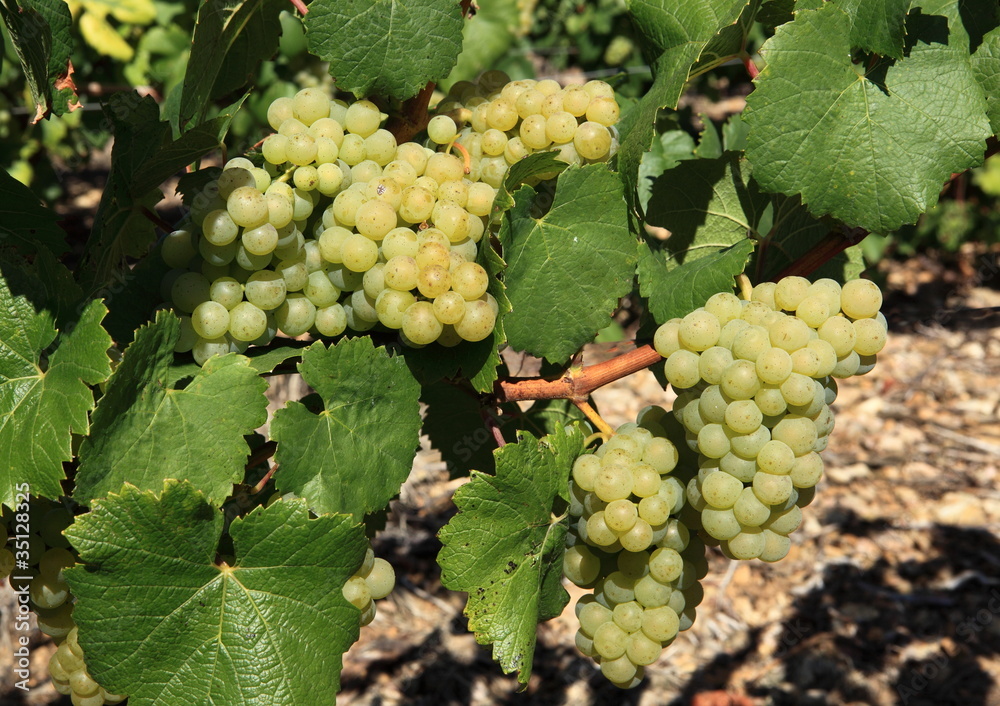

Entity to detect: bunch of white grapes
[563,420,707,688]
[159,73,621,365]
[2,500,127,704]
[48,626,127,705]
[655,277,887,561]
[342,543,396,627]
[433,69,620,183]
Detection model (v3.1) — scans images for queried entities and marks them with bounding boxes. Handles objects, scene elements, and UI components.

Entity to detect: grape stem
[494,345,663,402]
[772,225,869,280]
[250,463,278,495]
[246,440,277,474]
[140,206,175,233]
[288,0,308,15]
[572,399,615,436]
[481,408,507,448]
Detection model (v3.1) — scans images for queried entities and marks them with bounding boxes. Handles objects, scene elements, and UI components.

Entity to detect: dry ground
[2,247,999,706]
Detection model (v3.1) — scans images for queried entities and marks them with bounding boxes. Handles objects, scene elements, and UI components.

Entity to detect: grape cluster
[563,420,707,688]
[654,277,887,560]
[48,627,126,705]
[342,542,396,627]
[161,75,620,365]
[434,70,620,181]
[1,501,126,704]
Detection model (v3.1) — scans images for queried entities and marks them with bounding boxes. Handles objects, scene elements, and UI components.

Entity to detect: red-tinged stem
[289,0,308,15]
[246,441,277,473]
[141,206,174,233]
[742,53,760,80]
[495,345,663,403]
[251,464,278,495]
[481,408,506,448]
[386,81,436,144]
[771,227,869,281]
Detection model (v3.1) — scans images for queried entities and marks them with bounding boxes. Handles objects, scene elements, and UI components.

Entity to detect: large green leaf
[438,426,584,685]
[501,165,635,363]
[65,481,366,705]
[305,0,464,100]
[0,255,111,508]
[175,0,283,128]
[617,0,749,212]
[271,337,422,517]
[0,169,68,255]
[744,1,991,233]
[75,311,268,507]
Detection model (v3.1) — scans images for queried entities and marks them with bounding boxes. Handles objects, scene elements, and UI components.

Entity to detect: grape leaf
[271,337,421,517]
[0,0,76,120]
[835,0,912,59]
[438,426,585,685]
[421,381,506,477]
[65,481,366,705]
[693,0,762,74]
[744,1,991,233]
[640,154,766,321]
[75,311,268,507]
[501,165,635,363]
[617,0,749,212]
[175,0,283,128]
[0,169,68,255]
[305,0,464,100]
[0,255,111,508]
[639,239,755,322]
[972,26,1000,134]
[491,151,569,222]
[637,129,697,212]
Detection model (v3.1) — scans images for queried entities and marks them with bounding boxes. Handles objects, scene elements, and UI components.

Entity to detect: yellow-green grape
[314,304,348,336]
[427,115,458,144]
[402,301,443,345]
[364,557,395,600]
[160,229,197,268]
[267,97,294,130]
[339,134,367,165]
[564,544,601,586]
[586,96,620,126]
[341,233,379,272]
[382,255,419,291]
[840,278,882,319]
[664,349,701,390]
[228,302,268,342]
[245,270,287,310]
[344,100,383,137]
[574,121,613,161]
[217,167,256,199]
[752,471,793,505]
[226,186,269,228]
[343,575,371,609]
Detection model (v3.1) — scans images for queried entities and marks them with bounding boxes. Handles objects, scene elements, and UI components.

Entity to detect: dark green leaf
[0,169,67,255]
[305,0,464,100]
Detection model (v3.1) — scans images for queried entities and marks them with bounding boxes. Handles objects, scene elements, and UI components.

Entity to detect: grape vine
[1,0,995,703]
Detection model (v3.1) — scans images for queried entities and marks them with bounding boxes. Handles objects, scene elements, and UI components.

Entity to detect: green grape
[383,255,419,291]
[720,451,756,483]
[545,111,577,143]
[29,574,69,609]
[341,233,379,272]
[604,499,638,533]
[780,372,815,407]
[612,601,643,633]
[774,276,810,311]
[174,316,198,353]
[382,228,419,260]
[564,544,601,586]
[733,486,771,526]
[365,557,395,599]
[242,223,279,256]
[818,316,856,356]
[345,100,383,137]
[293,87,331,125]
[637,495,669,527]
[700,471,743,509]
[769,316,812,353]
[697,385,728,425]
[427,115,459,144]
[756,439,795,475]
[485,98,518,131]
[641,605,680,642]
[663,350,700,390]
[267,97,294,130]
[756,347,793,385]
[701,507,740,540]
[731,325,770,362]
[192,336,230,365]
[578,600,613,636]
[227,186,269,228]
[766,505,802,535]
[266,192,295,229]
[790,451,824,488]
[771,416,818,456]
[161,229,197,268]
[350,289,379,322]
[453,299,495,341]
[697,424,730,459]
[354,199,396,240]
[245,271,287,310]
[696,346,733,385]
[789,348,821,377]
[574,120,613,161]
[191,301,231,339]
[367,176,403,209]
[315,304,348,337]
[585,512,617,546]
[226,301,267,342]
[70,670,101,698]
[759,529,792,562]
[630,464,661,498]
[832,350,861,378]
[727,527,766,560]
[481,128,508,156]
[678,310,721,351]
[641,437,678,475]
[807,338,839,377]
[724,399,763,434]
[342,575,371,609]
[593,621,629,661]
[274,256,309,292]
[795,294,830,328]
[465,182,496,218]
[729,425,770,458]
[200,237,239,268]
[262,134,288,164]
[401,301,443,344]
[171,272,211,313]
[853,317,887,356]
[586,96,621,126]
[841,278,882,319]
[292,165,319,191]
[217,167,256,199]
[310,116,345,144]
[620,519,654,552]
[648,547,682,583]
[626,631,662,666]
[517,113,550,150]
[752,471,793,506]
[571,455,601,492]
[720,360,761,400]
[594,465,633,503]
[718,318,750,349]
